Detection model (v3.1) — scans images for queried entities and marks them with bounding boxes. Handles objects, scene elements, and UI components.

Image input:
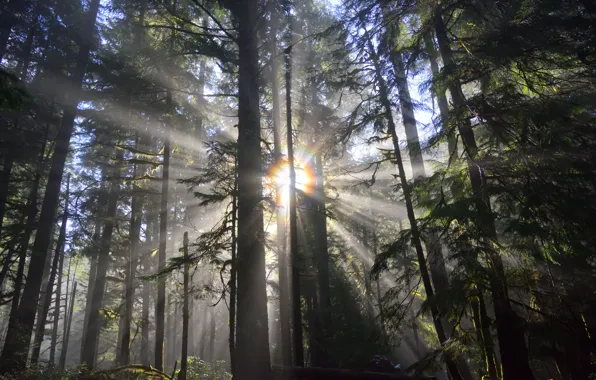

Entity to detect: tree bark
[422,32,455,159]
[434,11,535,380]
[165,293,172,370]
[155,89,172,371]
[0,0,101,371]
[269,0,292,367]
[8,127,48,328]
[58,281,76,370]
[31,175,70,365]
[141,209,155,367]
[173,292,179,367]
[471,292,499,380]
[81,148,123,369]
[225,1,273,378]
[49,244,65,365]
[285,41,305,368]
[118,136,142,366]
[80,168,107,362]
[179,232,189,380]
[60,257,72,361]
[229,174,238,376]
[208,304,215,362]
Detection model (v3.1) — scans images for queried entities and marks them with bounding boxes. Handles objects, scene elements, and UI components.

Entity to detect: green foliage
[0,70,29,110]
[177,358,231,380]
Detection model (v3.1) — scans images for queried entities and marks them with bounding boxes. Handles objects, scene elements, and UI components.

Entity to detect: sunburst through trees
[0,0,594,379]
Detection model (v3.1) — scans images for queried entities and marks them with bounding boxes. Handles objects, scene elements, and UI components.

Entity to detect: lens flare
[268,155,315,207]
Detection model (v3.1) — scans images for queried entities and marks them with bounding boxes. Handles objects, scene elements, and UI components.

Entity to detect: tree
[223,1,273,378]
[0,0,101,371]
[81,148,124,369]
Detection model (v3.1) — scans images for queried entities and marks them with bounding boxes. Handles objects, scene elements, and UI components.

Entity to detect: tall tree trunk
[165,293,172,370]
[118,136,142,366]
[31,175,70,365]
[0,0,101,371]
[229,174,238,376]
[81,148,123,369]
[200,304,208,359]
[366,33,463,380]
[80,169,107,362]
[179,232,189,380]
[155,90,172,371]
[285,42,304,368]
[422,32,455,159]
[8,128,48,324]
[141,210,155,367]
[58,281,76,370]
[49,246,65,365]
[208,304,215,362]
[173,292,179,367]
[188,59,206,233]
[225,1,273,378]
[36,228,55,342]
[269,0,292,367]
[434,11,535,380]
[60,257,72,359]
[471,291,499,380]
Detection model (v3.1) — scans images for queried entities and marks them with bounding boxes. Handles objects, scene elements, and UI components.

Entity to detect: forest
[0,0,594,379]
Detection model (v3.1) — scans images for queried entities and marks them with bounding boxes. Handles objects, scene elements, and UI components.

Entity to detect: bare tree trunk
[229,174,238,376]
[208,304,215,362]
[80,168,107,362]
[179,232,189,380]
[31,176,70,365]
[173,293,179,365]
[200,304,208,359]
[141,211,154,367]
[471,292,499,380]
[267,0,292,367]
[285,41,304,367]
[165,293,172,370]
[422,32,455,159]
[155,90,171,371]
[35,229,55,343]
[49,246,65,365]
[118,135,142,366]
[0,0,101,371]
[62,257,72,346]
[58,281,76,370]
[224,1,273,378]
[81,148,123,369]
[8,129,48,329]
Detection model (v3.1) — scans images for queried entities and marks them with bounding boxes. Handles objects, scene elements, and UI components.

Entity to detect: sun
[269,157,315,207]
